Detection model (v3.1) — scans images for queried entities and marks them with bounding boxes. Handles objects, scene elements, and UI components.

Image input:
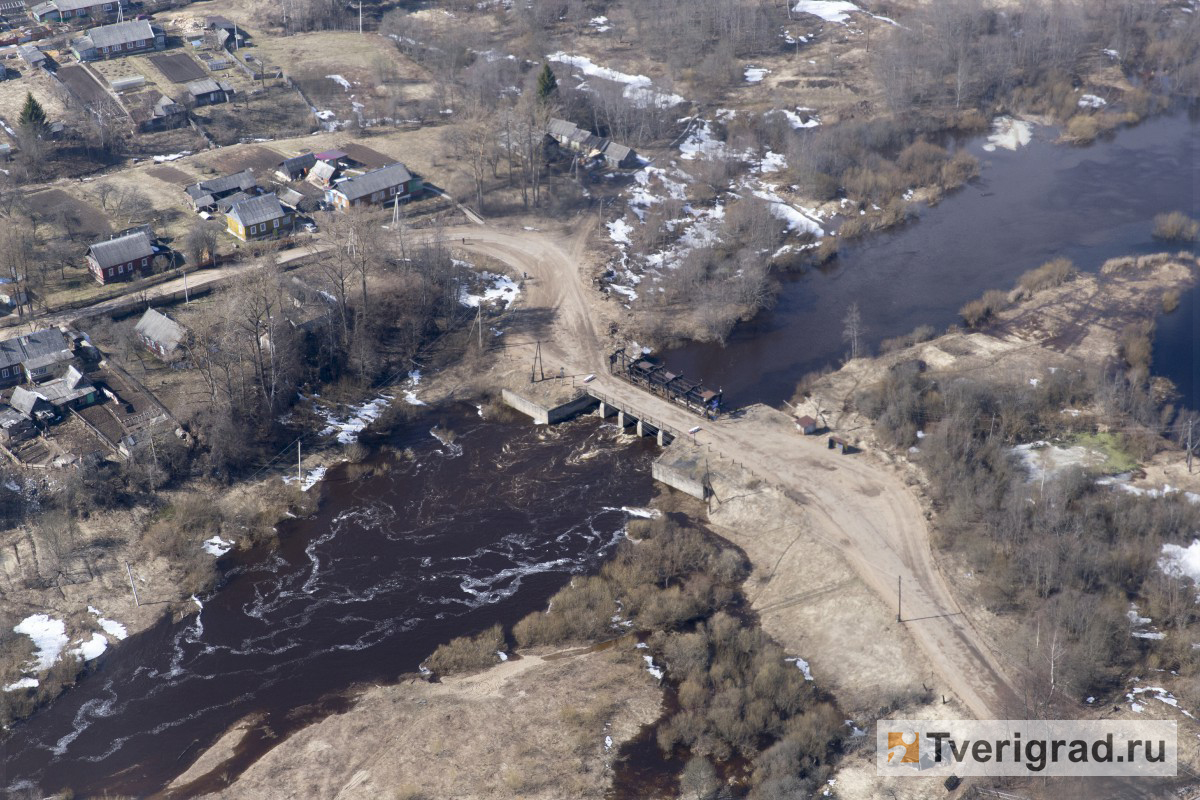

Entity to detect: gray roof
[18,45,46,65]
[87,20,155,50]
[186,78,223,96]
[88,231,154,269]
[13,367,92,413]
[0,406,28,430]
[55,0,117,11]
[10,386,47,416]
[601,141,635,164]
[332,163,414,202]
[227,193,285,227]
[546,118,578,138]
[134,308,186,352]
[17,329,70,365]
[185,169,257,204]
[279,152,316,175]
[216,190,254,212]
[0,335,24,371]
[309,161,338,182]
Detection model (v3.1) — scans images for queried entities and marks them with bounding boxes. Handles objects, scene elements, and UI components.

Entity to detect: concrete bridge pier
[617,411,626,429]
[636,419,645,437]
[597,401,607,419]
[657,429,666,446]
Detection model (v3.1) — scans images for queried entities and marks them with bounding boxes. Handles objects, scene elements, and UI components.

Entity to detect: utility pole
[531,340,544,383]
[125,561,140,607]
[897,576,902,622]
[298,441,302,483]
[1188,418,1195,474]
[358,0,363,35]
[475,304,482,351]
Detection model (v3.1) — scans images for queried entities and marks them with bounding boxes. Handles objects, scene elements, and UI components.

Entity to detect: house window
[103,3,112,9]
[141,257,147,266]
[273,218,279,228]
[107,268,114,277]
[389,187,395,196]
[117,264,124,274]
[248,224,256,235]
[2,368,8,377]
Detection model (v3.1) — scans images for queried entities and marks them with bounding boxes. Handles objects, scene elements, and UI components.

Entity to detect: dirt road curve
[449,222,1021,720]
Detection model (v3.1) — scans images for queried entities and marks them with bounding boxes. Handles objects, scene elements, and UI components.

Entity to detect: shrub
[959,289,1009,328]
[1018,257,1076,294]
[1153,212,1199,242]
[1065,114,1101,143]
[425,623,504,675]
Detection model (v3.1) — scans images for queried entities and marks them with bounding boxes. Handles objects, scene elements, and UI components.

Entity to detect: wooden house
[31,0,123,23]
[225,193,291,241]
[325,163,421,210]
[186,78,233,107]
[277,152,316,182]
[71,20,165,61]
[185,170,258,212]
[86,230,155,285]
[134,308,187,359]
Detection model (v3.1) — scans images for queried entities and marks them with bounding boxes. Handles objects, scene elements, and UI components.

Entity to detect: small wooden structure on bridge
[609,348,723,419]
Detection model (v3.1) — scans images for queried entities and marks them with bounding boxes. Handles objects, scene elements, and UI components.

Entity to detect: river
[2,409,657,797]
[664,111,1199,409]
[3,112,1197,797]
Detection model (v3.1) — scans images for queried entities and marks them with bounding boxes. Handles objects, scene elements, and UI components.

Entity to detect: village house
[18,45,47,71]
[85,230,156,285]
[130,92,186,133]
[184,169,258,212]
[134,308,187,359]
[307,159,340,189]
[0,406,34,444]
[11,366,96,422]
[70,20,165,61]
[0,329,74,388]
[225,193,291,241]
[325,163,422,210]
[30,0,122,24]
[276,152,316,182]
[186,78,233,107]
[545,118,640,169]
[206,15,245,49]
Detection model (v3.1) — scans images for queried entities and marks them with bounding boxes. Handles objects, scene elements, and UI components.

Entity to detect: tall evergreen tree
[18,92,47,134]
[535,64,558,102]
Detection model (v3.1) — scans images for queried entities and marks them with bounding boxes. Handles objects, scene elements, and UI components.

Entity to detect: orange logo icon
[887,732,920,764]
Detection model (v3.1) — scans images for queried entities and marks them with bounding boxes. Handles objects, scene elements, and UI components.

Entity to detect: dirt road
[449,222,1020,720]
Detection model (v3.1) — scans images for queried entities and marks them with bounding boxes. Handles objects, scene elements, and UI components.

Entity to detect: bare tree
[843,302,865,360]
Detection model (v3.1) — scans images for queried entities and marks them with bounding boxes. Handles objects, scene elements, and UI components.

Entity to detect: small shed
[795,415,818,435]
[0,406,33,443]
[277,152,316,182]
[828,435,851,454]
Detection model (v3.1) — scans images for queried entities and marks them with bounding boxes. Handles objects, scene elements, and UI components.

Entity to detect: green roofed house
[225,193,292,241]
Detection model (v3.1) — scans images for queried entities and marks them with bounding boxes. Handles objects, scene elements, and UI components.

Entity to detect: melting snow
[759,151,787,173]
[643,654,664,680]
[590,15,611,31]
[72,633,108,661]
[547,52,683,108]
[284,466,327,492]
[14,614,68,671]
[792,0,862,23]
[786,656,815,681]
[1160,540,1200,589]
[744,66,769,83]
[203,536,234,557]
[1078,94,1107,109]
[459,271,521,308]
[752,186,824,237]
[4,676,38,691]
[152,151,191,163]
[88,606,127,640]
[402,370,426,406]
[780,107,821,129]
[982,116,1033,152]
[317,395,393,444]
[326,74,352,90]
[608,217,633,245]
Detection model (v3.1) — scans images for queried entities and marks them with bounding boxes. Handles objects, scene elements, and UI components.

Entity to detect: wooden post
[126,561,140,607]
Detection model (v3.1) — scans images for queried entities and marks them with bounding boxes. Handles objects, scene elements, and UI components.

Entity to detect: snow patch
[203,536,234,557]
[786,656,815,681]
[744,66,769,83]
[459,271,521,308]
[71,633,108,661]
[326,74,352,90]
[14,614,68,671]
[643,654,664,680]
[284,466,327,492]
[547,52,683,108]
[982,116,1033,152]
[316,395,393,444]
[792,0,862,23]
[1078,94,1107,109]
[88,606,127,640]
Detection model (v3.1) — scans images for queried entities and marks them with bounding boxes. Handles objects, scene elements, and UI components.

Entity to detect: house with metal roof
[545,117,639,169]
[225,193,291,241]
[134,308,187,359]
[0,405,34,444]
[130,91,186,133]
[325,163,422,210]
[71,20,165,61]
[277,152,316,182]
[0,329,75,387]
[86,230,155,285]
[31,0,124,23]
[184,169,258,212]
[11,366,95,422]
[186,78,233,106]
[307,160,340,189]
[18,45,47,70]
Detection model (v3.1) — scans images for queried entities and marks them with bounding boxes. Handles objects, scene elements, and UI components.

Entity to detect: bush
[425,623,504,676]
[1018,257,1076,294]
[1153,212,1199,242]
[959,289,1009,328]
[1065,114,1101,143]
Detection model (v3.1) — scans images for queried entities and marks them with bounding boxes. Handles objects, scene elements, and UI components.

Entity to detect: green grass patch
[1070,432,1138,474]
